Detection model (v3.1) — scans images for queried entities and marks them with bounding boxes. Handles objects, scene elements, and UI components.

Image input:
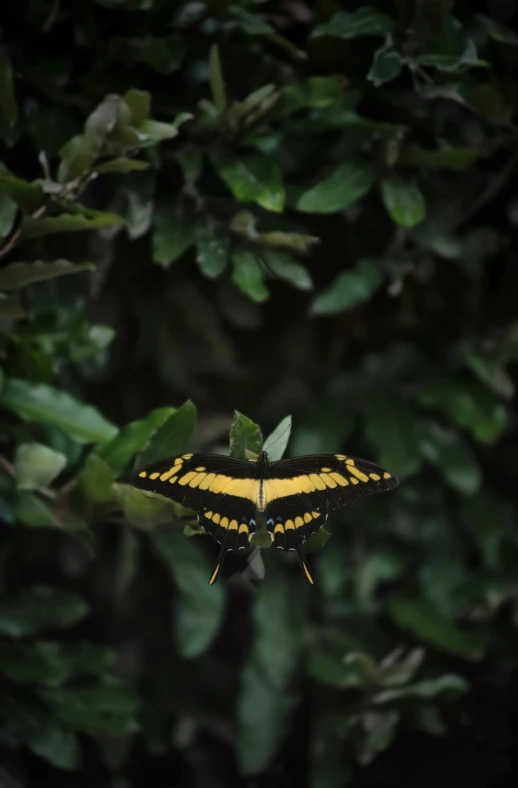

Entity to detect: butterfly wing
[262,454,398,582]
[133,452,258,551]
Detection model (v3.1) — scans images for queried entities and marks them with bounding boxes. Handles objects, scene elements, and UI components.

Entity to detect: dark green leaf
[297,162,375,214]
[153,530,226,658]
[398,145,480,171]
[114,484,177,529]
[79,454,114,504]
[0,586,89,637]
[0,174,44,213]
[135,400,197,470]
[0,378,118,443]
[313,8,395,39]
[94,157,150,174]
[0,191,17,240]
[0,47,18,124]
[388,597,485,659]
[212,152,285,213]
[230,411,263,460]
[365,399,423,477]
[123,88,151,126]
[232,250,270,303]
[381,177,426,228]
[15,442,66,490]
[152,201,197,267]
[368,37,403,86]
[23,210,123,237]
[15,492,56,527]
[417,382,507,443]
[41,679,140,735]
[0,260,95,290]
[372,674,469,704]
[418,40,486,71]
[237,560,307,775]
[208,45,227,114]
[196,225,230,279]
[0,294,25,318]
[420,423,481,495]
[57,135,98,183]
[96,407,175,476]
[310,259,384,316]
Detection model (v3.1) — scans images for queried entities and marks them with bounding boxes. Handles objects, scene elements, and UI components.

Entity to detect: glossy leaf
[196,225,230,279]
[230,411,263,460]
[134,400,196,470]
[297,162,375,214]
[23,211,123,237]
[232,250,270,303]
[212,153,285,213]
[96,407,175,476]
[262,251,313,291]
[381,177,426,228]
[0,379,118,444]
[310,259,384,316]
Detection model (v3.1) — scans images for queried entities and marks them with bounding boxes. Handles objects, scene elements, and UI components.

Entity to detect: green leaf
[57,135,98,183]
[0,190,17,240]
[420,423,481,496]
[237,560,307,775]
[152,201,197,267]
[0,586,89,637]
[310,259,384,316]
[139,118,184,142]
[96,407,175,476]
[212,152,285,213]
[372,674,469,704]
[418,40,486,72]
[208,44,227,114]
[15,442,67,490]
[79,454,114,504]
[123,88,151,126]
[255,230,319,253]
[134,400,197,470]
[15,492,56,527]
[263,415,292,462]
[416,382,507,443]
[0,294,25,318]
[232,250,270,303]
[41,679,140,736]
[397,144,480,171]
[381,177,426,228]
[365,399,423,477]
[313,8,395,39]
[196,225,230,279]
[0,174,43,213]
[297,162,375,214]
[230,411,263,460]
[94,157,150,174]
[0,260,95,290]
[388,597,485,660]
[476,14,518,46]
[262,251,313,291]
[0,641,71,686]
[23,210,123,237]
[0,47,18,124]
[368,37,403,86]
[153,530,226,659]
[114,484,177,529]
[0,379,118,444]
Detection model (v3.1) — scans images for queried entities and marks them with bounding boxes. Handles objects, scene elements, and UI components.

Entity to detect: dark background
[1,1,518,786]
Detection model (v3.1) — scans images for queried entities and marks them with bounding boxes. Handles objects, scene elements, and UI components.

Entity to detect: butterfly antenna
[295,541,314,584]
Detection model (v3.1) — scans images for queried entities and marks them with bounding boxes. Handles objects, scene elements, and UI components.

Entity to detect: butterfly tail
[295,542,314,584]
[208,538,230,586]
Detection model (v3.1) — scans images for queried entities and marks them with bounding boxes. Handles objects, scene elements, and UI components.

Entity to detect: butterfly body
[133,450,398,584]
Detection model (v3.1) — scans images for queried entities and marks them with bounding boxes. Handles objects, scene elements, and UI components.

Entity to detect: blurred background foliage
[1,0,518,785]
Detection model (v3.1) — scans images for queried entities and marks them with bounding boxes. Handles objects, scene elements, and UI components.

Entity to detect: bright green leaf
[15,442,67,490]
[23,210,123,237]
[381,177,426,228]
[230,411,263,460]
[232,250,270,303]
[297,161,375,214]
[0,174,44,213]
[212,152,285,213]
[57,135,98,183]
[96,407,175,476]
[310,259,384,316]
[0,379,118,444]
[114,484,177,529]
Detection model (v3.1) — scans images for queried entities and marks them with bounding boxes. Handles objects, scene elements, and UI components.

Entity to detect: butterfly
[132,450,399,585]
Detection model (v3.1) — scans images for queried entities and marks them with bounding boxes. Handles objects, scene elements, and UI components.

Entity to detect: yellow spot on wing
[304,512,313,524]
[345,458,355,466]
[229,519,238,531]
[188,472,206,488]
[311,511,320,519]
[369,473,381,481]
[295,516,304,529]
[349,466,369,483]
[138,471,147,478]
[239,524,248,534]
[204,511,213,519]
[195,466,206,472]
[220,517,229,530]
[169,476,178,484]
[212,513,220,524]
[183,454,193,460]
[309,473,326,491]
[350,477,359,485]
[149,472,160,480]
[321,467,332,472]
[274,523,284,534]
[178,471,197,486]
[336,454,346,461]
[160,467,177,481]
[320,473,337,488]
[383,472,391,479]
[285,520,295,530]
[330,472,348,486]
[199,473,216,490]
